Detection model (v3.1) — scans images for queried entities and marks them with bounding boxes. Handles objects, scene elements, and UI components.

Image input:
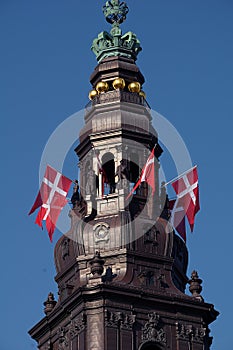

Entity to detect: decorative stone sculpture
[105,310,136,330]
[115,159,129,190]
[86,166,96,196]
[43,292,57,315]
[188,270,204,301]
[71,179,80,208]
[141,313,167,345]
[102,266,117,282]
[90,251,105,277]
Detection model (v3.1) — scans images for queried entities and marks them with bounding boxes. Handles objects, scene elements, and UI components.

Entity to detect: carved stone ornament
[43,292,57,315]
[141,313,166,345]
[105,310,123,328]
[143,225,158,245]
[57,327,69,349]
[121,314,136,330]
[138,270,154,287]
[188,270,204,301]
[69,313,87,339]
[175,322,193,341]
[102,266,117,282]
[93,222,110,243]
[192,327,207,344]
[41,340,52,350]
[175,322,207,344]
[62,238,70,260]
[105,310,136,330]
[157,273,169,289]
[90,251,105,277]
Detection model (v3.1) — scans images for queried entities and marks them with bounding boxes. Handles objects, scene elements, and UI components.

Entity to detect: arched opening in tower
[139,342,162,350]
[129,152,140,191]
[102,152,115,195]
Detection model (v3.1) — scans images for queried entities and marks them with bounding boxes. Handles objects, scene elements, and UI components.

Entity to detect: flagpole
[163,165,197,187]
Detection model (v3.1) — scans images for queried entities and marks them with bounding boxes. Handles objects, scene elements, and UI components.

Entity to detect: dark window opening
[140,343,161,350]
[102,152,115,195]
[129,153,139,183]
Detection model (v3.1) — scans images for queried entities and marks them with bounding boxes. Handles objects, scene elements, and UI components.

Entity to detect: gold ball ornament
[96,81,109,93]
[112,78,126,90]
[89,89,98,100]
[128,81,141,93]
[139,90,146,99]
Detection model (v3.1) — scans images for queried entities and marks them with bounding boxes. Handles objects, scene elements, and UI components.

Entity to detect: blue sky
[1,0,233,349]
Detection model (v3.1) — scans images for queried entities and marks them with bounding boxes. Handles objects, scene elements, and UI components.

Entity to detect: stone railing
[85,90,150,114]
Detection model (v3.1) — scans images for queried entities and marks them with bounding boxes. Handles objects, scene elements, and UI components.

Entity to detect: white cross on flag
[94,148,107,197]
[169,199,186,242]
[171,166,200,232]
[29,165,72,242]
[126,147,155,199]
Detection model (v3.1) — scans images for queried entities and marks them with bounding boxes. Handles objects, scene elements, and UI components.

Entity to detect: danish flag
[169,199,186,242]
[29,165,72,242]
[127,147,155,199]
[96,151,103,174]
[95,149,107,196]
[171,166,200,232]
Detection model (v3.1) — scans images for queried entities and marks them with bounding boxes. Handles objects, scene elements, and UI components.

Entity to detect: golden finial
[139,90,146,99]
[112,78,126,90]
[96,81,109,93]
[128,82,141,93]
[89,89,98,100]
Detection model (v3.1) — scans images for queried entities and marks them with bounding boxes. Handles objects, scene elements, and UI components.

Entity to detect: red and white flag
[96,151,103,174]
[171,166,200,232]
[29,165,72,242]
[169,199,186,242]
[127,147,155,199]
[95,149,107,196]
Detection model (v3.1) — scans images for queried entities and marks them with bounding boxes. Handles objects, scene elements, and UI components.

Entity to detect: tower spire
[92,0,141,63]
[29,3,219,350]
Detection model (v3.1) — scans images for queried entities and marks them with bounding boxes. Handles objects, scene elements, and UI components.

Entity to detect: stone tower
[29,1,219,349]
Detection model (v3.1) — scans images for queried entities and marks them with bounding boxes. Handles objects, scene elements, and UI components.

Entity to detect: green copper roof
[91,0,142,63]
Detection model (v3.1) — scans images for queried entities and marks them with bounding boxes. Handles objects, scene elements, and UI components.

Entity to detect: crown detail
[103,0,129,25]
[92,28,142,63]
[91,1,142,63]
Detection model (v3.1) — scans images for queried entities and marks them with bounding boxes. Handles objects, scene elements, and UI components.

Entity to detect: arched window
[129,152,147,196]
[139,342,162,350]
[102,152,115,195]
